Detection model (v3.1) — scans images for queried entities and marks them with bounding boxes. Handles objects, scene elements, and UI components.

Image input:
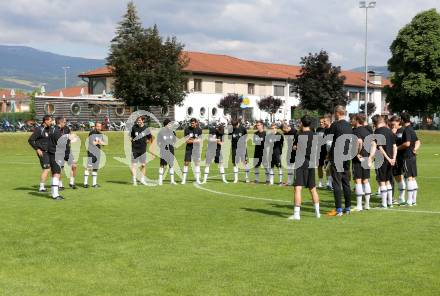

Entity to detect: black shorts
[271,151,281,168]
[49,153,62,174]
[392,157,404,176]
[403,158,417,178]
[87,152,100,170]
[206,146,222,164]
[184,145,201,162]
[160,146,175,166]
[286,152,296,164]
[352,161,370,180]
[376,161,392,182]
[132,149,147,164]
[38,151,50,169]
[62,152,76,167]
[318,149,327,167]
[232,148,247,165]
[294,165,316,188]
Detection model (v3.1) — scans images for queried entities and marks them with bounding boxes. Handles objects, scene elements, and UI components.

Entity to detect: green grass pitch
[0,130,439,295]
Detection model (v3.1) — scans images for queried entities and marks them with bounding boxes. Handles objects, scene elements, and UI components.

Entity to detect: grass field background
[0,130,439,295]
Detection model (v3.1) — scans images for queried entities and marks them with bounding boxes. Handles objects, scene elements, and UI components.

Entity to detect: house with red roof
[35,51,390,122]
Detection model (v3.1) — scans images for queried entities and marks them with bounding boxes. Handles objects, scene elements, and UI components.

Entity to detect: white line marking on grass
[193,183,291,204]
[194,184,440,215]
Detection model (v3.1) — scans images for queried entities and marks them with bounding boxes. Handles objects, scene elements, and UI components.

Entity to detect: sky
[0,0,439,69]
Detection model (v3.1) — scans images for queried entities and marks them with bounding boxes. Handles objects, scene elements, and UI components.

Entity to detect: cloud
[0,0,439,68]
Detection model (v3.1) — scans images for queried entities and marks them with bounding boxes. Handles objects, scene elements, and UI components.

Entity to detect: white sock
[233,166,238,182]
[287,168,294,185]
[314,203,320,218]
[278,168,283,185]
[203,166,210,183]
[254,168,260,182]
[59,179,63,188]
[92,171,97,186]
[219,166,227,182]
[182,166,188,183]
[269,169,274,185]
[159,167,164,184]
[380,186,388,207]
[319,178,324,187]
[195,166,201,183]
[363,182,371,209]
[170,167,175,183]
[413,180,418,204]
[84,171,89,185]
[398,181,406,203]
[294,206,300,218]
[39,182,45,190]
[132,175,137,184]
[407,180,416,205]
[245,165,250,181]
[140,174,145,183]
[265,168,270,182]
[51,177,59,198]
[355,183,364,209]
[70,176,75,186]
[387,184,393,205]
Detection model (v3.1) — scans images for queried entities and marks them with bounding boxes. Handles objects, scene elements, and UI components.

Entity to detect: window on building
[274,85,285,96]
[91,77,106,95]
[349,92,358,100]
[212,107,218,117]
[289,84,296,97]
[70,103,81,116]
[115,106,125,116]
[215,81,223,94]
[248,83,255,95]
[194,79,202,92]
[183,79,189,92]
[44,102,55,115]
[91,105,101,115]
[161,106,169,116]
[200,107,206,117]
[187,107,193,116]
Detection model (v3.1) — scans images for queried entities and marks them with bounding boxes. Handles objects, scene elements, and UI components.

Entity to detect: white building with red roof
[36,51,390,123]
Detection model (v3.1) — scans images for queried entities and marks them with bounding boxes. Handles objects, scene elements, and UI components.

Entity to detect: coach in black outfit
[28,115,52,192]
[327,105,354,216]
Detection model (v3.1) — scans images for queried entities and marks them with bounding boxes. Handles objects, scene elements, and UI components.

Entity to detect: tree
[257,96,283,122]
[218,93,242,120]
[360,102,376,116]
[293,50,349,114]
[107,2,188,109]
[386,9,440,114]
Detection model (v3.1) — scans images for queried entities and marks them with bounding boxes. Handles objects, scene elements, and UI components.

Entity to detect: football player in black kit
[253,120,267,183]
[351,114,376,211]
[28,115,52,192]
[288,115,320,220]
[84,122,105,188]
[372,115,397,208]
[399,112,421,206]
[181,118,203,184]
[157,119,177,185]
[59,123,78,189]
[203,124,228,183]
[230,119,250,183]
[266,123,284,185]
[389,115,406,204]
[130,116,153,186]
[316,116,331,189]
[281,122,297,186]
[326,106,354,217]
[47,117,69,200]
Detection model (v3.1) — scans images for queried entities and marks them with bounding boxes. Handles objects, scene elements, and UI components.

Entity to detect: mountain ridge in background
[350,65,390,78]
[0,45,105,92]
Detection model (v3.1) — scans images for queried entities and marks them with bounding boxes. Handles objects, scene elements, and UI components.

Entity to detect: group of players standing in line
[27,105,420,221]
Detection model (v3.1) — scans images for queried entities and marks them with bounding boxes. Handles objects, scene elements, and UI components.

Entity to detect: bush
[0,112,34,122]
